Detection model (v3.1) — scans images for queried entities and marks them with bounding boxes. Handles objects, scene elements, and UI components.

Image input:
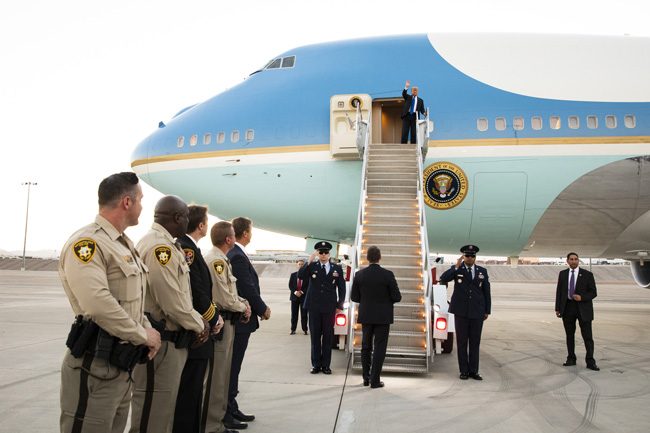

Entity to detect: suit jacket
[350,263,402,324]
[401,89,426,119]
[555,267,597,321]
[178,235,219,359]
[227,244,268,333]
[439,264,491,320]
[288,271,308,303]
[298,260,346,313]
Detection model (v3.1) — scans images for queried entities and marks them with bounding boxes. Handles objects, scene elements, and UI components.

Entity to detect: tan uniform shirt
[137,223,204,333]
[59,215,148,345]
[204,247,247,313]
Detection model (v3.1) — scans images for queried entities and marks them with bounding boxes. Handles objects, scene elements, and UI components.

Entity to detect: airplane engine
[630,260,650,288]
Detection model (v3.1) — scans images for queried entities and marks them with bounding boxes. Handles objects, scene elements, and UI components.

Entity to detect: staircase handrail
[417,108,430,159]
[416,137,433,362]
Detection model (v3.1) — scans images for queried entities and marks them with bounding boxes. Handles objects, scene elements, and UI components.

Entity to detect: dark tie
[470,266,474,281]
[297,278,302,291]
[569,269,576,299]
[410,97,415,113]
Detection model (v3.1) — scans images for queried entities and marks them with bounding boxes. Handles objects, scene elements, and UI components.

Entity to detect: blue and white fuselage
[132,33,650,284]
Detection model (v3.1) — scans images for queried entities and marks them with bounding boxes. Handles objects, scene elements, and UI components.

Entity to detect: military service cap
[314,241,333,253]
[460,244,479,256]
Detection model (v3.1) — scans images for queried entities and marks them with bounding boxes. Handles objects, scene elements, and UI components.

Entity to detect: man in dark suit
[401,80,426,144]
[289,259,309,335]
[439,245,491,381]
[350,246,401,388]
[173,205,224,433]
[225,217,270,430]
[555,252,599,371]
[298,241,346,374]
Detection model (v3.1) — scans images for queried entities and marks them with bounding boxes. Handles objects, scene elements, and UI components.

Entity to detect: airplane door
[330,94,371,158]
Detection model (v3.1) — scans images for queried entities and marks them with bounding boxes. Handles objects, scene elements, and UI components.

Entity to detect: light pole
[21,181,37,271]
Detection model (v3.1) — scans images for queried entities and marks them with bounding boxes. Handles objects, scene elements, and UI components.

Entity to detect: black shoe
[586,363,600,371]
[563,358,577,366]
[223,419,247,430]
[223,430,239,433]
[322,367,332,375]
[310,367,321,374]
[304,330,309,335]
[290,330,296,335]
[459,373,469,380]
[370,381,385,388]
[363,378,369,386]
[233,409,255,422]
[469,373,483,381]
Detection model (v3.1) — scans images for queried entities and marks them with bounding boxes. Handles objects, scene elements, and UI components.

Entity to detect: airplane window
[605,115,617,129]
[231,130,240,143]
[217,132,225,144]
[624,115,636,128]
[190,134,198,146]
[495,117,506,131]
[281,56,295,68]
[513,117,524,131]
[177,136,184,148]
[477,118,488,132]
[531,116,542,130]
[550,116,561,130]
[203,133,212,145]
[266,58,281,69]
[245,129,254,142]
[587,116,598,129]
[568,116,579,129]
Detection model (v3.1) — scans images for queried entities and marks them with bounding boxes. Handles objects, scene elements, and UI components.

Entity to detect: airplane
[131,33,650,288]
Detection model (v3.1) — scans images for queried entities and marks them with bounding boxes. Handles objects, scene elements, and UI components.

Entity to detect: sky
[1,0,649,256]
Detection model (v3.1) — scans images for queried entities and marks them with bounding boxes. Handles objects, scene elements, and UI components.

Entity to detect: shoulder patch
[212,260,225,275]
[154,246,172,266]
[183,248,195,265]
[73,238,96,263]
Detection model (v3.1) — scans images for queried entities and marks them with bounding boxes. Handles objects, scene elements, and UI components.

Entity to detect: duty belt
[220,311,241,321]
[161,330,179,342]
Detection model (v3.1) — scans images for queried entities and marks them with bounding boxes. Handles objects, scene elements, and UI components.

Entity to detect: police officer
[173,205,224,433]
[299,241,346,374]
[439,245,491,381]
[130,196,210,433]
[204,221,251,433]
[59,172,161,433]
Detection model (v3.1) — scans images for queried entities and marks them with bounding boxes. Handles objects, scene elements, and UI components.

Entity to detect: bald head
[154,195,189,238]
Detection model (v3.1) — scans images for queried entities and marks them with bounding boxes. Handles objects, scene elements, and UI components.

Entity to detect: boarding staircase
[347,108,433,374]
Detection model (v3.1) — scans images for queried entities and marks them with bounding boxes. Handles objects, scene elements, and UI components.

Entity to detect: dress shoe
[363,379,369,386]
[304,330,309,335]
[469,373,483,381]
[290,330,296,335]
[322,367,332,375]
[223,419,247,430]
[459,373,469,380]
[310,367,321,374]
[563,359,577,366]
[370,381,385,388]
[586,363,600,371]
[233,409,255,422]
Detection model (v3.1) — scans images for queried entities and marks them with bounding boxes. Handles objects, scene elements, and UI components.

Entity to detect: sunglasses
[464,254,476,258]
[318,251,330,255]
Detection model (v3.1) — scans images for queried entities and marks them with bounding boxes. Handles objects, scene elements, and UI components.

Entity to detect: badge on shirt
[123,255,134,264]
[73,238,96,263]
[213,260,225,275]
[154,246,172,266]
[183,248,195,266]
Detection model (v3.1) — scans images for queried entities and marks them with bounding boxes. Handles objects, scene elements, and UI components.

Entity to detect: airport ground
[1,269,649,433]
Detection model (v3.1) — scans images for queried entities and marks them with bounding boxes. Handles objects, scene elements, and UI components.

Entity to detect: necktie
[410,97,415,113]
[297,278,302,291]
[569,269,576,299]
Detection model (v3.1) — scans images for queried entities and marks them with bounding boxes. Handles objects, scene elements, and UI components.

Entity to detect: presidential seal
[423,161,468,210]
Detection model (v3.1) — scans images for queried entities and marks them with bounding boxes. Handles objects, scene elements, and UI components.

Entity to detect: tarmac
[1,269,650,433]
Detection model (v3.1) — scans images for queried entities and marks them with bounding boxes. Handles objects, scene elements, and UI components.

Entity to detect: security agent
[58,172,161,433]
[555,252,599,371]
[173,205,225,433]
[130,196,210,433]
[439,245,491,381]
[298,241,346,374]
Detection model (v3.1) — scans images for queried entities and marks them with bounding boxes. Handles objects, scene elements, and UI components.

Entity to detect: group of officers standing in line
[59,171,265,433]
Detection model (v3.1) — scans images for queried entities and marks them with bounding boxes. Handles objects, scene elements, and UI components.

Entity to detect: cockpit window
[266,58,282,69]
[281,56,295,68]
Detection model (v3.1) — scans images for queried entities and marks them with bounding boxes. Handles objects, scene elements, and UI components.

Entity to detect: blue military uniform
[298,242,346,373]
[439,245,491,379]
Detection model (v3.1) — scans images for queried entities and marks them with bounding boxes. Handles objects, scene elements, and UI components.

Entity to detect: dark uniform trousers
[562,299,595,363]
[172,342,212,433]
[454,315,484,375]
[227,331,251,417]
[291,300,308,332]
[361,324,389,384]
[309,311,335,369]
